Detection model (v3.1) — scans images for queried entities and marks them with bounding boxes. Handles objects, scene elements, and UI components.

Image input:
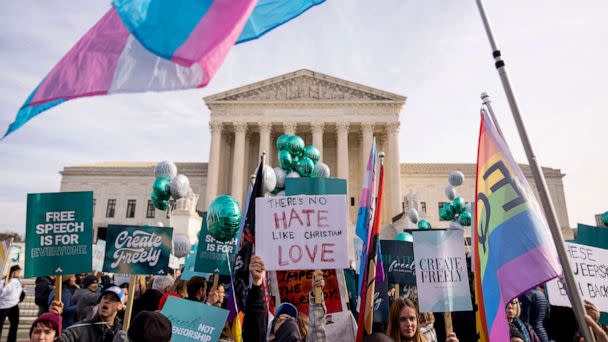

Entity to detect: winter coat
[59,314,122,342]
[35,277,54,312]
[131,288,162,320]
[48,285,78,328]
[71,287,100,322]
[243,285,267,342]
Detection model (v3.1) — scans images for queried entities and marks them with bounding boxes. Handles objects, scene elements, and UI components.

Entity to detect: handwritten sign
[103,225,172,275]
[546,242,608,312]
[413,230,472,312]
[161,296,228,342]
[276,269,344,315]
[255,195,349,270]
[380,240,416,285]
[25,191,93,277]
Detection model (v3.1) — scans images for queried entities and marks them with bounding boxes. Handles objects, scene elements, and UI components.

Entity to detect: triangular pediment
[205,69,405,103]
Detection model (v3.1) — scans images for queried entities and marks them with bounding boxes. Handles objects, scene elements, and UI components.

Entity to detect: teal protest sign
[194,212,237,275]
[181,245,209,281]
[25,191,93,278]
[161,296,229,342]
[103,225,172,275]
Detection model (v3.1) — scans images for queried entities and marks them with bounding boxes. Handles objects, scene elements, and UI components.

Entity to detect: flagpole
[475,2,594,341]
[480,92,505,138]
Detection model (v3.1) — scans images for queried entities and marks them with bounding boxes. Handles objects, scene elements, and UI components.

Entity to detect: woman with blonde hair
[386,298,459,342]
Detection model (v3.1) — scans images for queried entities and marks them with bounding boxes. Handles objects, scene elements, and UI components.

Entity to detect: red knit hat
[30,312,63,337]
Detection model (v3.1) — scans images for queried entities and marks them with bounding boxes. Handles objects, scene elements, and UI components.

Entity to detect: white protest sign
[92,240,106,272]
[413,229,472,312]
[546,242,608,312]
[255,195,349,271]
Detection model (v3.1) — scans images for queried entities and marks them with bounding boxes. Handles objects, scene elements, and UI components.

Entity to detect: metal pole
[475,1,595,341]
[480,92,505,138]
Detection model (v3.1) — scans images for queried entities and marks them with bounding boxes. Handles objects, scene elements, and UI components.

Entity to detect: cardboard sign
[103,225,172,275]
[413,230,472,312]
[92,240,106,272]
[25,191,93,277]
[255,195,349,271]
[276,269,344,315]
[546,242,608,312]
[380,240,416,285]
[161,296,228,342]
[194,212,237,275]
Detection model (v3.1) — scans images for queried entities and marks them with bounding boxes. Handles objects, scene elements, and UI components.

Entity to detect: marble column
[360,123,374,169]
[231,122,247,204]
[283,122,297,135]
[311,122,324,161]
[258,122,272,165]
[336,122,350,182]
[387,122,402,219]
[205,121,222,208]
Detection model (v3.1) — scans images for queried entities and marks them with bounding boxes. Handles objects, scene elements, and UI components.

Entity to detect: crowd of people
[0,258,606,342]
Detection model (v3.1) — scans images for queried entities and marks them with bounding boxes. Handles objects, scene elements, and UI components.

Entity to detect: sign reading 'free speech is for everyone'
[255,195,349,271]
[103,225,173,275]
[25,191,93,278]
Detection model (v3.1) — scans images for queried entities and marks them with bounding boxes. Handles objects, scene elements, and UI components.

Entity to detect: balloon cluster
[405,206,431,230]
[150,161,191,211]
[439,170,472,229]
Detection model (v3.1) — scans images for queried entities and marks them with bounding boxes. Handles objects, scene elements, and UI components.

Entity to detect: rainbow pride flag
[473,110,561,342]
[0,239,13,276]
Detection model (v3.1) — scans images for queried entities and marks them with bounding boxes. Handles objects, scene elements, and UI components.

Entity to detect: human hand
[584,300,600,323]
[207,288,220,306]
[50,300,64,315]
[249,256,265,286]
[312,270,325,290]
[446,332,459,342]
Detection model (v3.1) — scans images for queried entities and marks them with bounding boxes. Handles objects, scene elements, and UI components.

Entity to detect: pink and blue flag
[3,0,325,139]
[473,109,561,342]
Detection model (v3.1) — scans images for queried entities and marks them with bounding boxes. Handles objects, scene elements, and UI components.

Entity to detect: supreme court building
[59,69,573,245]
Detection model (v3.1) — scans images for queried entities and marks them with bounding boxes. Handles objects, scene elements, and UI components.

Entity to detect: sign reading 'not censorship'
[25,191,93,278]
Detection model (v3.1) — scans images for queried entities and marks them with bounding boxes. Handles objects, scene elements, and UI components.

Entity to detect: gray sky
[1,1,606,235]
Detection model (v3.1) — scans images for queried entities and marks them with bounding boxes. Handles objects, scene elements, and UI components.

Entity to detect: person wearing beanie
[29,300,64,342]
[127,311,172,342]
[71,274,100,323]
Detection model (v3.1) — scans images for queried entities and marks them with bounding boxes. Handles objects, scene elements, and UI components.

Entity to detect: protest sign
[276,269,345,315]
[181,245,209,280]
[546,242,608,312]
[413,230,472,312]
[194,212,237,275]
[380,240,416,285]
[25,191,93,277]
[103,225,172,275]
[92,240,106,272]
[161,296,228,342]
[373,275,390,323]
[255,195,349,271]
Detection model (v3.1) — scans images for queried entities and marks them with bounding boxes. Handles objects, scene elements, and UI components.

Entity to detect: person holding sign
[386,298,460,342]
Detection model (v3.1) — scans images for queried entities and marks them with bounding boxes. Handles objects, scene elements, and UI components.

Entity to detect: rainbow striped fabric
[473,110,561,341]
[3,0,325,139]
[0,239,12,275]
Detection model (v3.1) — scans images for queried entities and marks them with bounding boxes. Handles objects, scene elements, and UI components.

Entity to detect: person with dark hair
[519,287,550,342]
[0,265,23,342]
[131,275,173,320]
[48,275,79,328]
[186,276,207,302]
[386,298,459,342]
[127,311,172,342]
[35,276,55,315]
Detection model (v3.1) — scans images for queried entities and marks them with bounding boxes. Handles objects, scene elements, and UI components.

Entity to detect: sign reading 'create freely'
[25,191,93,278]
[103,225,173,275]
[546,242,608,312]
[413,229,472,312]
[255,195,349,270]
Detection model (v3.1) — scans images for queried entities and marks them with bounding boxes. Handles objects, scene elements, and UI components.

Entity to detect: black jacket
[35,277,54,311]
[243,285,267,342]
[59,314,122,342]
[131,288,163,320]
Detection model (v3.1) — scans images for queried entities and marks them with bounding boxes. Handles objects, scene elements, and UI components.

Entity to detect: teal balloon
[207,195,241,242]
[602,211,608,226]
[395,232,414,242]
[418,219,432,230]
[153,177,171,200]
[151,192,169,210]
[441,203,455,220]
[287,135,305,157]
[458,210,472,227]
[304,146,320,164]
[276,134,291,151]
[278,150,294,171]
[296,157,314,177]
[452,197,466,214]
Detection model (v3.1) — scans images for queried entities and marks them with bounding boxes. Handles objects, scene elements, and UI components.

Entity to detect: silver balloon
[170,174,190,199]
[273,167,287,189]
[253,165,277,193]
[448,170,464,187]
[155,222,164,227]
[444,185,456,201]
[154,160,177,179]
[172,235,191,258]
[287,171,301,178]
[312,162,330,178]
[407,208,419,224]
[449,221,464,230]
[465,202,472,213]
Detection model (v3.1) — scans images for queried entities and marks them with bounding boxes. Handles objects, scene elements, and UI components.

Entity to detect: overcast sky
[1,1,606,235]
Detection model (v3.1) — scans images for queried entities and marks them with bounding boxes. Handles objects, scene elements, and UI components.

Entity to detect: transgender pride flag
[473,109,561,342]
[2,0,325,139]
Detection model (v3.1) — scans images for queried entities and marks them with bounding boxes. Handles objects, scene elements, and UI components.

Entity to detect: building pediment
[205,69,405,103]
